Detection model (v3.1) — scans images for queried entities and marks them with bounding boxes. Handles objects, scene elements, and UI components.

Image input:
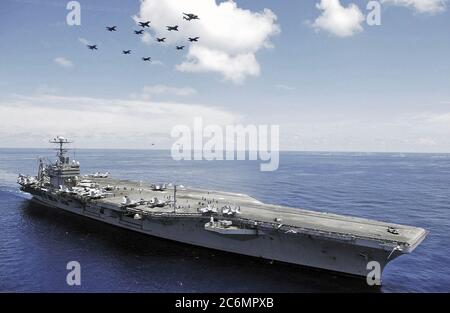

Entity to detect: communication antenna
[49,136,72,162]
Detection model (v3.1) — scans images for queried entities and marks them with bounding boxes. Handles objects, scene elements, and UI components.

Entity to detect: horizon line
[0,146,449,155]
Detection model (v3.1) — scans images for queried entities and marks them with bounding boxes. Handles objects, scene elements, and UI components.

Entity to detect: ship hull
[30,194,397,279]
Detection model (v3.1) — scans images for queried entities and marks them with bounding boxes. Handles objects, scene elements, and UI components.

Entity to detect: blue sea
[0,149,449,292]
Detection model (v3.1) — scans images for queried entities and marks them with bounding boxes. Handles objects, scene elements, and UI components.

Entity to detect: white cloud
[381,0,447,14]
[141,32,154,45]
[417,137,437,146]
[3,93,450,152]
[312,0,365,37]
[176,45,260,83]
[53,57,73,68]
[35,85,58,94]
[78,37,90,45]
[276,111,450,152]
[275,84,296,91]
[424,112,450,123]
[150,60,165,66]
[134,0,280,83]
[0,93,240,148]
[133,85,198,100]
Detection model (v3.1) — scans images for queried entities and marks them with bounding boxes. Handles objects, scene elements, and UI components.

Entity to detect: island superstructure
[17,137,427,280]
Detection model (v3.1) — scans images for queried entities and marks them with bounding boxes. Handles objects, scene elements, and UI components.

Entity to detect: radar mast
[50,136,72,163]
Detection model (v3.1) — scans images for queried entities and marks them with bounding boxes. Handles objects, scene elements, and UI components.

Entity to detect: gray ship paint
[17,137,427,282]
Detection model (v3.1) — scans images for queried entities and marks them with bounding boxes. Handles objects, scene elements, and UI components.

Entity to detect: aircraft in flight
[139,21,151,28]
[183,13,199,21]
[167,25,179,31]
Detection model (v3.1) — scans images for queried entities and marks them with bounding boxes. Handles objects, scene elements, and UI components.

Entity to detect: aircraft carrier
[17,137,428,281]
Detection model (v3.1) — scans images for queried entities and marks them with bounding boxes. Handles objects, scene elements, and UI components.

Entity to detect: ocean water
[0,148,449,292]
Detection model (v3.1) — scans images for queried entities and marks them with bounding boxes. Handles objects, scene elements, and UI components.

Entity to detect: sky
[0,0,449,152]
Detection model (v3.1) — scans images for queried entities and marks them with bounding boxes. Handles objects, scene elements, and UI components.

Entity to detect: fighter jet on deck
[139,21,151,28]
[156,37,166,42]
[142,57,151,62]
[122,50,131,54]
[87,45,98,50]
[176,46,185,50]
[106,26,117,31]
[188,37,199,42]
[183,13,199,21]
[134,30,144,35]
[167,25,179,31]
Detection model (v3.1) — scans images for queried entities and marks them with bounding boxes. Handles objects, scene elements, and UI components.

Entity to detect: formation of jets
[85,13,200,61]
